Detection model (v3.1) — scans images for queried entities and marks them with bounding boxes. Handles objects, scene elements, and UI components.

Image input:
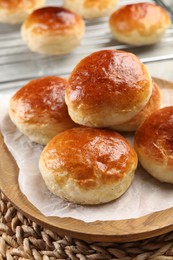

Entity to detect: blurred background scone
[9,76,77,145]
[65,49,152,127]
[109,2,171,46]
[39,127,138,205]
[111,81,162,132]
[134,106,173,184]
[0,0,45,24]
[64,0,119,19]
[21,6,85,55]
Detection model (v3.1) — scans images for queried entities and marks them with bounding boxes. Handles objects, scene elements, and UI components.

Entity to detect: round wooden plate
[1,77,173,243]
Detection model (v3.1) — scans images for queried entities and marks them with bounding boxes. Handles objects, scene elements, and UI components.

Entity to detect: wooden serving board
[0,77,173,243]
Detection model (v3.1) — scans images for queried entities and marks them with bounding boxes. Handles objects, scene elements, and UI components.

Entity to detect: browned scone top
[39,127,138,204]
[42,128,137,186]
[65,49,152,127]
[67,50,151,109]
[111,80,162,132]
[135,106,173,165]
[109,3,171,36]
[134,106,173,183]
[10,76,70,124]
[23,6,83,33]
[9,76,77,145]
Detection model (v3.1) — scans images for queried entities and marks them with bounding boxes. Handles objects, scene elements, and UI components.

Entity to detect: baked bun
[39,127,138,205]
[9,76,77,145]
[64,0,119,19]
[21,7,85,55]
[0,0,45,24]
[134,106,173,183]
[111,81,162,132]
[65,49,152,127]
[109,2,171,46]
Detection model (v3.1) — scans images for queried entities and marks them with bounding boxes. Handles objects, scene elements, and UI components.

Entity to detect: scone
[65,49,152,127]
[134,106,173,183]
[109,2,171,46]
[111,81,162,132]
[64,0,119,19]
[9,76,77,145]
[21,6,85,55]
[39,127,138,205]
[0,0,45,24]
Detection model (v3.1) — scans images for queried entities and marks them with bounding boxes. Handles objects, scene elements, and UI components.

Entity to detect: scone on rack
[21,6,85,55]
[39,127,138,205]
[134,106,173,183]
[64,0,119,19]
[65,49,152,127]
[0,0,45,24]
[111,81,162,132]
[9,76,77,145]
[109,2,171,46]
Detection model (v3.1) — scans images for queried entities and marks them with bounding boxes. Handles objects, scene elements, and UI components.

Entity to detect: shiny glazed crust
[134,106,173,183]
[39,127,138,204]
[0,0,45,24]
[65,50,152,127]
[64,0,119,19]
[111,81,162,132]
[9,76,77,145]
[21,7,85,55]
[109,3,171,46]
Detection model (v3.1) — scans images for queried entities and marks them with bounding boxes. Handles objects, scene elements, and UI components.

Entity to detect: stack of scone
[9,48,165,205]
[4,1,173,206]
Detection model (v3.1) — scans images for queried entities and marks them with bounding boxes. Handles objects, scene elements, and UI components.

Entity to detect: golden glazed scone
[21,6,85,55]
[65,49,152,127]
[109,2,171,46]
[9,76,77,145]
[39,127,138,205]
[111,81,162,132]
[134,107,173,183]
[64,0,119,19]
[0,0,45,24]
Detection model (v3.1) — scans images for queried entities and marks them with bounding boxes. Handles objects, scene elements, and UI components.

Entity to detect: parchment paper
[0,89,173,223]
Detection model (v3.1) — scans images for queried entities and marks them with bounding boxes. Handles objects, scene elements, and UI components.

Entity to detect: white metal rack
[0,0,173,92]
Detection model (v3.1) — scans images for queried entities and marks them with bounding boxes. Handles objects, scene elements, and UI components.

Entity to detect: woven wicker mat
[1,192,173,260]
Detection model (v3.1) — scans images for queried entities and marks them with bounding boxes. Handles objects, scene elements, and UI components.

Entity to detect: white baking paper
[0,89,173,222]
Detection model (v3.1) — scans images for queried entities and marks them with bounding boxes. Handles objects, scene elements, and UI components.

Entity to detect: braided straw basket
[1,191,173,259]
